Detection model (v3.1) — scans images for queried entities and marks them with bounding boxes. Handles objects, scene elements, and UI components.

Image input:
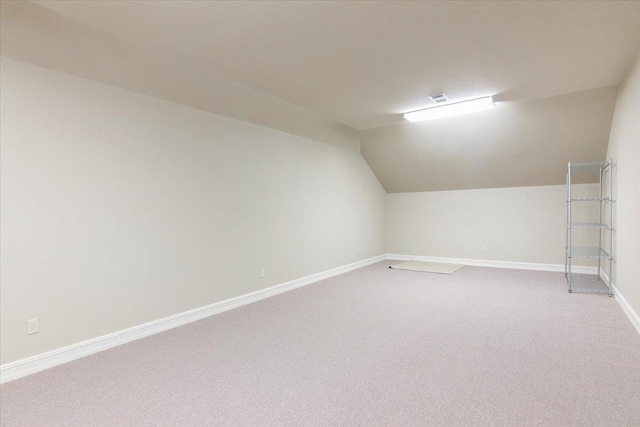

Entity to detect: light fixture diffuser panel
[404,96,495,122]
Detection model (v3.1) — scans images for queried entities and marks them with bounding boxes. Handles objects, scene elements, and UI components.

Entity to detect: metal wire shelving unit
[565,159,613,296]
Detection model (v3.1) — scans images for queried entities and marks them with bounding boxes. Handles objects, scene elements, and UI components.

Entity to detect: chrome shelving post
[567,162,572,293]
[598,165,603,281]
[565,170,569,279]
[608,158,613,297]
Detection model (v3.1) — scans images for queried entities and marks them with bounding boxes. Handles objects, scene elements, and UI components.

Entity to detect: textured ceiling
[31,0,640,130]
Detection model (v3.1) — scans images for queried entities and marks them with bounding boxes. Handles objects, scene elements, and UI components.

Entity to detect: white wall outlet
[464,245,470,251]
[480,246,487,253]
[260,268,265,278]
[27,318,39,335]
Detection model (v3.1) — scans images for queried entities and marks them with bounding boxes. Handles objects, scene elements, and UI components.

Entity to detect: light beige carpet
[2,262,640,426]
[390,260,465,274]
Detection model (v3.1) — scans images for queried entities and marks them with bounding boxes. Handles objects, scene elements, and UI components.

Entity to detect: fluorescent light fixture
[404,96,495,122]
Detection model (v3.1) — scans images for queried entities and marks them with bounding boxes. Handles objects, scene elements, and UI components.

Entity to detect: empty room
[1,1,640,425]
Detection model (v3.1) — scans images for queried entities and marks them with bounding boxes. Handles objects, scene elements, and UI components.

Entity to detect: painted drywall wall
[0,58,386,365]
[606,50,640,317]
[387,184,599,266]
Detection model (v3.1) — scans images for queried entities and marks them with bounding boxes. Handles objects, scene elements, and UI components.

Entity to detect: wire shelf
[569,246,604,258]
[569,161,608,174]
[566,158,613,298]
[568,274,611,295]
[570,197,611,202]
[570,222,609,229]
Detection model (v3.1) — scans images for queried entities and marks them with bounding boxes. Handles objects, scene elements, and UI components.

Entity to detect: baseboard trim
[599,269,640,336]
[614,287,640,335]
[385,253,597,275]
[387,254,640,337]
[0,254,386,384]
[4,253,632,384]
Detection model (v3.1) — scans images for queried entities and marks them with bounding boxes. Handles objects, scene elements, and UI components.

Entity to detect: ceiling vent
[428,93,449,104]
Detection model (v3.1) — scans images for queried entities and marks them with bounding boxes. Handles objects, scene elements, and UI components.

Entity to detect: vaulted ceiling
[3,1,640,192]
[28,0,640,130]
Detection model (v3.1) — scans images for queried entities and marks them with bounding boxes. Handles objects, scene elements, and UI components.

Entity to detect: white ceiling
[31,0,640,130]
[4,1,640,192]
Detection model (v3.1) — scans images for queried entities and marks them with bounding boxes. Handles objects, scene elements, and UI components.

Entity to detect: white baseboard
[600,269,640,336]
[385,253,597,275]
[614,288,640,335]
[0,254,386,384]
[4,253,635,384]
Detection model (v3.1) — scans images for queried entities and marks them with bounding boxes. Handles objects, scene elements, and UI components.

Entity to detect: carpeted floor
[2,262,640,426]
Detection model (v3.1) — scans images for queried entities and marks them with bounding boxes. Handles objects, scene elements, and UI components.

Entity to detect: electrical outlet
[480,246,486,253]
[464,245,470,251]
[260,268,265,278]
[27,318,39,335]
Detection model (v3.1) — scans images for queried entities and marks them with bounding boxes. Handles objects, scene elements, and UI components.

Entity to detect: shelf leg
[567,162,572,293]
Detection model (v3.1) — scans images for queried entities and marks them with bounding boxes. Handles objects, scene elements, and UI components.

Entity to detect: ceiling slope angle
[361,86,618,193]
[0,1,361,152]
[5,1,640,193]
[29,0,640,130]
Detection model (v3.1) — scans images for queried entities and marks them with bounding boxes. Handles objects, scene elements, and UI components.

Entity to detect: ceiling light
[404,96,495,123]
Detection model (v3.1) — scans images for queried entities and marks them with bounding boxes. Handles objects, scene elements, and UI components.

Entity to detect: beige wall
[606,50,640,317]
[387,184,599,266]
[2,46,637,369]
[0,58,386,365]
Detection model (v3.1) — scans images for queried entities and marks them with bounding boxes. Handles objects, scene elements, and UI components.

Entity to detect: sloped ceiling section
[361,86,617,193]
[31,0,640,130]
[3,1,640,192]
[0,1,360,152]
